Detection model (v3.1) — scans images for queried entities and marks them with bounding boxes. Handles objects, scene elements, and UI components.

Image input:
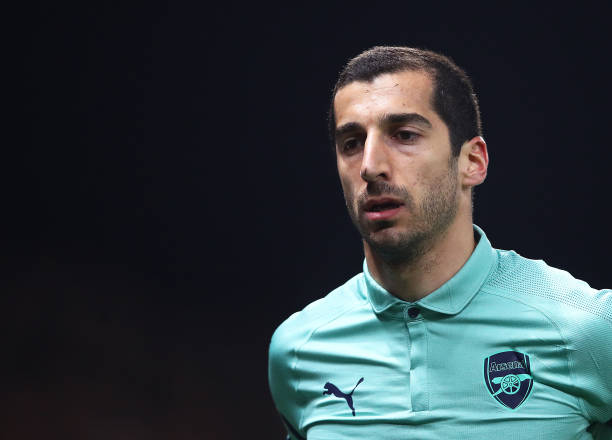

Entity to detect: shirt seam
[293,299,369,433]
[480,287,592,420]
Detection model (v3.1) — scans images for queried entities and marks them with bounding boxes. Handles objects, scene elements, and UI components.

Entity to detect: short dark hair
[329,46,482,156]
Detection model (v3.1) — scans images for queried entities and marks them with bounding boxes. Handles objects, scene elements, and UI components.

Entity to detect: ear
[459,136,488,189]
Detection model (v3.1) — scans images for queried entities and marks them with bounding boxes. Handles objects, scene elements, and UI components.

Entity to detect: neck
[364,216,476,303]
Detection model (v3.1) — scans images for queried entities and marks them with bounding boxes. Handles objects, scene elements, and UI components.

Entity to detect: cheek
[339,176,353,199]
[339,176,360,208]
[401,168,428,198]
[411,161,444,189]
[337,166,355,194]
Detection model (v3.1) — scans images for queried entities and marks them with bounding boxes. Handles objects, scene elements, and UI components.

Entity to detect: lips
[363,197,404,212]
[362,197,405,221]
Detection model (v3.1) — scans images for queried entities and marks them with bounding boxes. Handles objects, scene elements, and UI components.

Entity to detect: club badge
[484,351,533,410]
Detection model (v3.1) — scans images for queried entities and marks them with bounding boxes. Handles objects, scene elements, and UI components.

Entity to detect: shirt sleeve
[569,289,612,423]
[268,315,307,440]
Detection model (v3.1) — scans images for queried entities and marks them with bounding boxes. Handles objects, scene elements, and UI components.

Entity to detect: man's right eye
[342,138,360,153]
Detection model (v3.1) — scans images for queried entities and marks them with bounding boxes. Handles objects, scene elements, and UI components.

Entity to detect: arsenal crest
[484,351,533,410]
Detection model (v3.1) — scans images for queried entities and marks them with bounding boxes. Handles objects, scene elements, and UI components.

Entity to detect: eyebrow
[335,112,432,140]
[380,112,432,128]
[334,122,362,140]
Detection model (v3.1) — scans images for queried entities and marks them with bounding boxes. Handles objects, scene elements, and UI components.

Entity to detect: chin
[365,226,410,247]
[363,225,430,262]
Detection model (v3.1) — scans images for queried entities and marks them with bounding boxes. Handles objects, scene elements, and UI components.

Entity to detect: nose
[360,133,391,182]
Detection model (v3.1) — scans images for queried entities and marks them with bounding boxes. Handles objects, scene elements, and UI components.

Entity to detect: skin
[334,70,489,302]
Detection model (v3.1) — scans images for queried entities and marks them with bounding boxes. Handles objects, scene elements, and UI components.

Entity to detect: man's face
[333,70,460,262]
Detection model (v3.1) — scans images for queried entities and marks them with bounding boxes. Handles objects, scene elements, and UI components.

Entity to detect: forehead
[334,70,437,127]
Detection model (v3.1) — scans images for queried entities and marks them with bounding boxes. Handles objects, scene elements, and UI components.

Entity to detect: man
[268,46,612,439]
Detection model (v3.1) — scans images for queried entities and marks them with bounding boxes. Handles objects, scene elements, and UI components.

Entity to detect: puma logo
[322,377,364,416]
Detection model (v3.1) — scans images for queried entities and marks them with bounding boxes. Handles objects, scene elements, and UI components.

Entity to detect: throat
[363,230,449,302]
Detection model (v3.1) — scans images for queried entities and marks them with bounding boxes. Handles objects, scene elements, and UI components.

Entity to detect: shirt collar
[363,225,497,316]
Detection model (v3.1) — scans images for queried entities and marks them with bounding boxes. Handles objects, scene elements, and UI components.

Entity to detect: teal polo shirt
[268,226,612,439]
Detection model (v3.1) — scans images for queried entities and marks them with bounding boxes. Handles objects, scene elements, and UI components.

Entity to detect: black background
[11,3,612,438]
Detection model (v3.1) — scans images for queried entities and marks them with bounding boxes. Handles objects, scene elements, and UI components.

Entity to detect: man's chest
[294,305,590,439]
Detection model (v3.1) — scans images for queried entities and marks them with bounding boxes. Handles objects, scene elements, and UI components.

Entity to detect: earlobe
[460,136,489,188]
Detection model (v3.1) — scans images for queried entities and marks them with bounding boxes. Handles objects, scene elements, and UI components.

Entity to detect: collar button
[407,307,420,319]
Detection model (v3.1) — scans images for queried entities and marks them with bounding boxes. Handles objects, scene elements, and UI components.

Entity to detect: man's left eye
[395,130,418,141]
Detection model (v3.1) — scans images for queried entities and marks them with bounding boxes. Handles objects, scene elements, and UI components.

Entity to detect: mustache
[356,181,415,211]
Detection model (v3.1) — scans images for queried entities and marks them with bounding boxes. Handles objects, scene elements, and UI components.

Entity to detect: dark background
[10,3,611,438]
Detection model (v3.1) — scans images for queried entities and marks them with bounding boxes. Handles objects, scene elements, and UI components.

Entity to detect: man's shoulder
[268,274,368,429]
[270,273,368,354]
[483,248,612,423]
[483,248,611,325]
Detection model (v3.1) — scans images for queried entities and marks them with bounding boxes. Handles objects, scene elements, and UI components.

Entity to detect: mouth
[363,198,405,221]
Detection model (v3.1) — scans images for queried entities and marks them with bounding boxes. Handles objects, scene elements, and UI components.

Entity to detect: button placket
[404,305,429,412]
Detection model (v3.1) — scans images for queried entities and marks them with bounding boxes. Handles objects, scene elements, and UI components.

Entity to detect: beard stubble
[344,158,459,265]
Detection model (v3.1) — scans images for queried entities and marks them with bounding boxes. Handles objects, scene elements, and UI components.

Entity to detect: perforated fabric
[487,250,612,323]
[483,250,612,423]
